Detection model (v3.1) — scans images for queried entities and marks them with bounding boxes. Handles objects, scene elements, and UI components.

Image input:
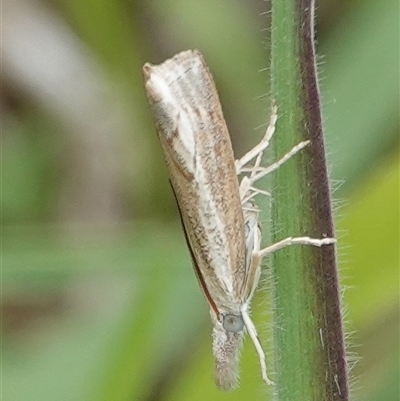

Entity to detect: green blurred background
[2,0,399,400]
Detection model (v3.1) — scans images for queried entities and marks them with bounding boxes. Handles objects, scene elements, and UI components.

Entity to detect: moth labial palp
[143,49,336,391]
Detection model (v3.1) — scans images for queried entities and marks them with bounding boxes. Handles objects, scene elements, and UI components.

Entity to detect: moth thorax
[222,314,244,333]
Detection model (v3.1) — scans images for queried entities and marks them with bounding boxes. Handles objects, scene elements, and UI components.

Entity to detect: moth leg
[248,140,310,188]
[239,139,310,206]
[239,176,266,204]
[235,103,278,175]
[239,206,274,385]
[236,105,311,202]
[258,236,336,259]
[241,186,271,206]
[240,231,335,386]
[241,306,274,385]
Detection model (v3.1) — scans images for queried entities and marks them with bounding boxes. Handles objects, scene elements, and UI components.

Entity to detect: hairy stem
[269,0,349,399]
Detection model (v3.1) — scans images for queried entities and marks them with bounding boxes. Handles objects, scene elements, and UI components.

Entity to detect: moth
[143,49,335,390]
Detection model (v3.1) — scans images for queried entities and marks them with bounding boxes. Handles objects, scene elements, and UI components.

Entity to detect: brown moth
[143,50,335,390]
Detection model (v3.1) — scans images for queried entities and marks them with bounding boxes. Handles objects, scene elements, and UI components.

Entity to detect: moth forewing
[143,51,246,295]
[143,50,250,389]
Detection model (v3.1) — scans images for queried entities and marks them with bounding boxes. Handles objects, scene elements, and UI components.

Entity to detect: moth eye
[222,314,245,333]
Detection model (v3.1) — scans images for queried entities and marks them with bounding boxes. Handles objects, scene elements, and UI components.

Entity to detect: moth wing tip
[142,63,155,81]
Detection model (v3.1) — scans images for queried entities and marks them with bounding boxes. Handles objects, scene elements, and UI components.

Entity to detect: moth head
[222,313,245,333]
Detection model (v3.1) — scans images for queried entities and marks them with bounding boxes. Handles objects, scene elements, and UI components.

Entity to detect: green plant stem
[269,1,349,400]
